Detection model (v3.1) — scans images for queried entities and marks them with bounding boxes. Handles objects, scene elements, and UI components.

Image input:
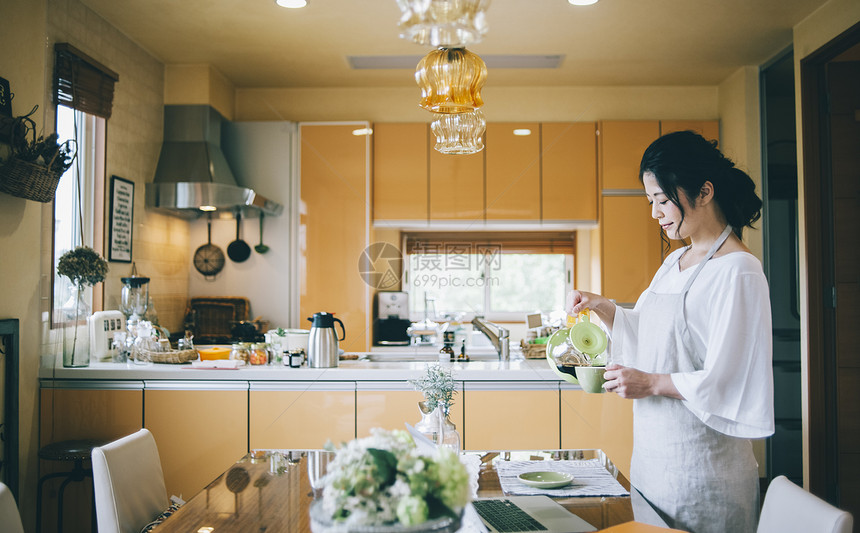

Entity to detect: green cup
[575,365,606,394]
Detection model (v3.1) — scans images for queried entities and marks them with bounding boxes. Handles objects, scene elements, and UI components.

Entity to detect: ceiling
[79,0,829,89]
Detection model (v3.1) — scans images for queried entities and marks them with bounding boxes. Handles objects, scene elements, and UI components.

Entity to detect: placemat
[496,459,629,498]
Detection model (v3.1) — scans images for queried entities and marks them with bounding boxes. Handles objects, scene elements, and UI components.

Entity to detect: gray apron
[629,226,759,533]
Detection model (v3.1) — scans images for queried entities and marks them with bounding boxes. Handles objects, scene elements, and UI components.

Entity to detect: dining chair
[91,428,170,533]
[0,481,25,533]
[757,475,853,533]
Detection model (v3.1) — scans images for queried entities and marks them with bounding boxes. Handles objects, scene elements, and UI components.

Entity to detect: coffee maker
[374,292,411,346]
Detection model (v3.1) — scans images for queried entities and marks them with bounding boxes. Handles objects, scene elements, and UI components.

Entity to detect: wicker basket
[0,157,63,203]
[138,348,198,364]
[520,339,547,359]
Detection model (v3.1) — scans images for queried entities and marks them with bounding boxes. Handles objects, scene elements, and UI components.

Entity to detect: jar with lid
[230,343,249,363]
[249,343,268,365]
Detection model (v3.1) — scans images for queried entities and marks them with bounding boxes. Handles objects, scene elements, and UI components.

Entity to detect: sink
[358,345,513,362]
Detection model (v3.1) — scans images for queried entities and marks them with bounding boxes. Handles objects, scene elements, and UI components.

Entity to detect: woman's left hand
[603,364,683,400]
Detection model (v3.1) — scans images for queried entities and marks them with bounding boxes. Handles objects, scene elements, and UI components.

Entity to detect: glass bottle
[230,343,249,363]
[415,401,461,453]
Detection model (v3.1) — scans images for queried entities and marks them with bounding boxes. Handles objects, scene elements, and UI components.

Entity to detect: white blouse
[610,248,775,439]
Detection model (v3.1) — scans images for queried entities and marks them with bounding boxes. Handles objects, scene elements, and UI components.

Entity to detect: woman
[567,131,774,533]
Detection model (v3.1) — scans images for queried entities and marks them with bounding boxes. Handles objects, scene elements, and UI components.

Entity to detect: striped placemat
[495,459,629,498]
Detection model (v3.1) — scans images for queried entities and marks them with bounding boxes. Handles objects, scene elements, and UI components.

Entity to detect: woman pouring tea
[566,131,774,533]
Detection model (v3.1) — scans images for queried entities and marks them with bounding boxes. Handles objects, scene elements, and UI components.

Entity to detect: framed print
[108,176,134,262]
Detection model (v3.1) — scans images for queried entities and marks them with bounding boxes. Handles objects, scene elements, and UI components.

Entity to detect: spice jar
[288,349,304,368]
[249,343,268,365]
[230,343,249,363]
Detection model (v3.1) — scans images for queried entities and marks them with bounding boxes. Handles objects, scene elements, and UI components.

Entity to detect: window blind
[405,231,575,255]
[53,43,119,119]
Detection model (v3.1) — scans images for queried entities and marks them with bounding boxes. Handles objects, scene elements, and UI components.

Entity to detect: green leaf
[367,448,398,488]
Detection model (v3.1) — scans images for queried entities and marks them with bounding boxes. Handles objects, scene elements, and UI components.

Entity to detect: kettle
[307,312,345,368]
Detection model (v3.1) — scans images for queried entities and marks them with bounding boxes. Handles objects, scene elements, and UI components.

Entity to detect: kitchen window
[404,233,574,322]
[51,44,117,326]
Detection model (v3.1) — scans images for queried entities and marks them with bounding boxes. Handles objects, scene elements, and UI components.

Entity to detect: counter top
[39,356,572,384]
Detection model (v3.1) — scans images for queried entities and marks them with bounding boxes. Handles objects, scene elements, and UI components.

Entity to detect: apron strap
[680,225,733,294]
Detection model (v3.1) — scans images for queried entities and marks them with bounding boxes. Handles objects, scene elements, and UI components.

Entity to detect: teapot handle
[333,317,346,341]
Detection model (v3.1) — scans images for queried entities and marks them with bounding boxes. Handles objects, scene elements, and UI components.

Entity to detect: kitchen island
[38,352,633,523]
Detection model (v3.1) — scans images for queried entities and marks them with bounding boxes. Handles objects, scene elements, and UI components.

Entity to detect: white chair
[757,475,853,533]
[92,429,170,533]
[0,481,24,533]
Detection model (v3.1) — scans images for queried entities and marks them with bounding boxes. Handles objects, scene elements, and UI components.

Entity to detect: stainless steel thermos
[307,312,345,368]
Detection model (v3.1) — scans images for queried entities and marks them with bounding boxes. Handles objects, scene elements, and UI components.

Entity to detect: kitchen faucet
[471,316,510,361]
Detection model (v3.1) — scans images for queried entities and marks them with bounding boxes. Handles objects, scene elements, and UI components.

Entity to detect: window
[405,233,574,322]
[51,43,117,325]
[52,105,105,325]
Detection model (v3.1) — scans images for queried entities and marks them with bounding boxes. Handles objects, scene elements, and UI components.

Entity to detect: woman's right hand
[565,290,616,325]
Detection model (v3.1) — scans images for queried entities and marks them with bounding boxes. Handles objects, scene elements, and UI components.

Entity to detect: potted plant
[408,364,460,451]
[311,428,470,532]
[57,245,108,367]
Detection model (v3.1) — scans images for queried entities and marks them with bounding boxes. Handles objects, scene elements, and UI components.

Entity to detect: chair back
[92,428,169,533]
[0,481,24,533]
[758,475,853,533]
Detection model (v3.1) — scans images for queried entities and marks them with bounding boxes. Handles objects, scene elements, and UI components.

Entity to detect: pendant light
[430,109,486,154]
[415,47,487,114]
[396,0,491,47]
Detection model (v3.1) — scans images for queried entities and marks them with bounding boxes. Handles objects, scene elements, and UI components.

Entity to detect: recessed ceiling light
[276,0,307,8]
[513,129,532,136]
[199,205,217,212]
[568,0,598,5]
[352,128,373,136]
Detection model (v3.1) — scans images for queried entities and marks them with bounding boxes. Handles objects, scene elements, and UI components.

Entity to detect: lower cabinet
[463,381,560,450]
[249,381,356,449]
[39,381,144,533]
[560,386,634,478]
[356,381,465,439]
[144,381,249,501]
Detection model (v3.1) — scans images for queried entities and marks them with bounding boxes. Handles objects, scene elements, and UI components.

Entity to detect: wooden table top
[155,449,634,532]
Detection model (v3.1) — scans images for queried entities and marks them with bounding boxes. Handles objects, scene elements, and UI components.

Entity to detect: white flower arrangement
[319,428,470,528]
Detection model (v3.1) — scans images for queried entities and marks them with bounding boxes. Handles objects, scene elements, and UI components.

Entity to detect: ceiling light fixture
[275,0,307,8]
[513,129,532,136]
[396,0,490,48]
[431,109,486,154]
[415,47,487,114]
[352,127,373,136]
[568,0,598,5]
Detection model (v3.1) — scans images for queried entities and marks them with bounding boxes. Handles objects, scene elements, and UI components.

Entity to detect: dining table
[153,448,639,532]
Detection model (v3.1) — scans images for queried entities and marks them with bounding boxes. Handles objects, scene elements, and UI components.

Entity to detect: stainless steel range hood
[146,105,283,219]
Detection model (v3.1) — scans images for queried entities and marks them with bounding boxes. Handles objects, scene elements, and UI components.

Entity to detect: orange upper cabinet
[300,124,369,352]
[601,195,662,305]
[485,122,541,220]
[373,123,429,222]
[429,142,484,222]
[660,120,719,143]
[599,121,660,190]
[542,122,598,222]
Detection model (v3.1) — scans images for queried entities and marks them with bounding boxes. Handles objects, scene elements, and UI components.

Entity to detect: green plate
[518,471,574,489]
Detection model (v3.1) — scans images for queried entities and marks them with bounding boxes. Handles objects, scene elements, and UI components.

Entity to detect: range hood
[146,105,283,219]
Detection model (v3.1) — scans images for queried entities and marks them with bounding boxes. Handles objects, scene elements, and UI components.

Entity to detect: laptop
[469,495,597,533]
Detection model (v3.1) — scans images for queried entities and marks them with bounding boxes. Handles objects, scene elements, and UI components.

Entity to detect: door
[801,25,860,518]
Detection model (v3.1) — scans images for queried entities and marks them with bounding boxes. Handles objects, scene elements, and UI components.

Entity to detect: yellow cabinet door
[373,123,428,222]
[601,195,662,305]
[249,382,356,449]
[560,387,633,479]
[463,382,559,450]
[356,382,465,438]
[660,120,719,143]
[485,122,541,220]
[144,382,248,501]
[599,121,660,190]
[39,384,144,533]
[301,124,369,352]
[429,143,484,222]
[542,122,598,222]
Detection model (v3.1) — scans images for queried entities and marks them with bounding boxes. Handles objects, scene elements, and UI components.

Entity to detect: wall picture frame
[108,175,134,262]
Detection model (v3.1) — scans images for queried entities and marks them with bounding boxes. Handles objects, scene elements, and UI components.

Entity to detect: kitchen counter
[39,355,566,383]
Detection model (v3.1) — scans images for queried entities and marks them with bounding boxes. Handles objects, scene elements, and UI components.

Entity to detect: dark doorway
[761,48,802,486]
[800,21,860,519]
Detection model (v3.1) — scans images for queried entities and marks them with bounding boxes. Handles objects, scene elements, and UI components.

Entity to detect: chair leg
[56,474,77,533]
[37,470,76,533]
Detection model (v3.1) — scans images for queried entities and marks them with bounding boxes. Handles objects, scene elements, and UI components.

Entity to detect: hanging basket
[0,106,76,203]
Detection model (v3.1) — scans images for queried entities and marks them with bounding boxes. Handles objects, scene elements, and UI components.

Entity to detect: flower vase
[415,401,460,453]
[62,286,90,367]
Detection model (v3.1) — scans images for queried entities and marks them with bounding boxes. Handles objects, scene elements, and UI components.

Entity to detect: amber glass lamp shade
[431,109,486,155]
[396,0,491,47]
[415,48,487,114]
